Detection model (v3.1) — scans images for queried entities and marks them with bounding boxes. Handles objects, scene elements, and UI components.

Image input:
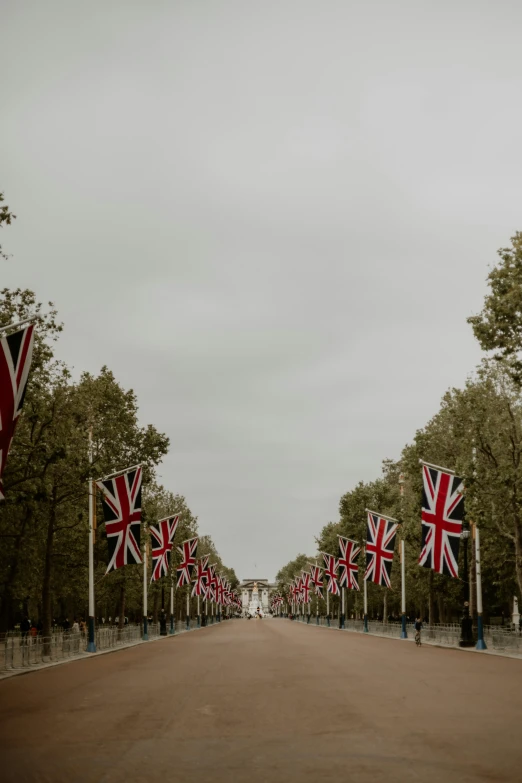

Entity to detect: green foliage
[0,288,236,630]
[468,232,522,384]
[0,192,16,260]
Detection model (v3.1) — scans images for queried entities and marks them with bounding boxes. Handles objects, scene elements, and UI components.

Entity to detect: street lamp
[459,527,474,647]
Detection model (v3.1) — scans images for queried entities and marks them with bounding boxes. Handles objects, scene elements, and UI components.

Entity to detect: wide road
[1,620,521,783]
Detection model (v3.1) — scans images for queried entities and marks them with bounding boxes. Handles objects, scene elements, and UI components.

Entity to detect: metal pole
[401,539,407,639]
[475,526,487,650]
[326,591,330,627]
[169,577,175,635]
[142,540,148,640]
[459,530,474,646]
[363,578,368,632]
[87,430,96,653]
[341,588,345,629]
[197,595,200,628]
[316,593,319,625]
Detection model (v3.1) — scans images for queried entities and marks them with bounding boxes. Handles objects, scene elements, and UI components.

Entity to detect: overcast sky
[3,2,522,580]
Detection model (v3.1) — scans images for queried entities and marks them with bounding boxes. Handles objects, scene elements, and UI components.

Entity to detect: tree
[468,232,522,384]
[0,192,16,261]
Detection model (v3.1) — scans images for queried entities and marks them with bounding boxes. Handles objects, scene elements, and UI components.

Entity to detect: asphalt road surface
[1,619,521,783]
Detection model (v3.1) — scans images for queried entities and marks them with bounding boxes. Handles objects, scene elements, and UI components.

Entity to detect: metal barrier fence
[287,614,522,653]
[0,617,219,673]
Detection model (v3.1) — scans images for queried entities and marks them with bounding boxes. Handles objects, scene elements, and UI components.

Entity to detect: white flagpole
[197,595,200,628]
[186,588,190,630]
[142,540,148,640]
[400,539,407,639]
[87,429,96,653]
[341,587,345,630]
[169,575,175,635]
[363,576,368,632]
[475,525,487,650]
[326,591,330,627]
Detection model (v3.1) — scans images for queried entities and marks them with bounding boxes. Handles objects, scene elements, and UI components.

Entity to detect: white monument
[247,581,264,617]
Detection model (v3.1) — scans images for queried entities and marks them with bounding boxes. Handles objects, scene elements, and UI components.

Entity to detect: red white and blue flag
[0,322,35,500]
[419,462,464,578]
[338,536,361,591]
[365,511,399,588]
[150,514,180,582]
[322,553,340,596]
[301,571,311,604]
[191,554,210,597]
[96,466,143,573]
[308,564,324,598]
[176,536,198,587]
[207,563,218,601]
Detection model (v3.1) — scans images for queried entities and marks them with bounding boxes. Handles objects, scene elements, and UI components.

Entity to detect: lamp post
[459,527,474,647]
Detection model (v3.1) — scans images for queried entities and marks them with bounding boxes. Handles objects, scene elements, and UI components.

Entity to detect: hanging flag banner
[364,511,399,588]
[176,536,198,587]
[322,553,340,596]
[191,555,210,597]
[308,564,324,598]
[418,461,464,578]
[150,515,180,582]
[96,466,143,573]
[301,571,311,604]
[338,536,361,591]
[0,321,35,500]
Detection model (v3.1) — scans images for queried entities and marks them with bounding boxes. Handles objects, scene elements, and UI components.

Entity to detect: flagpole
[197,595,201,628]
[398,472,408,639]
[363,576,368,633]
[142,540,148,640]
[87,429,96,653]
[475,525,487,650]
[169,575,175,635]
[400,539,407,639]
[341,587,345,630]
[186,588,190,630]
[326,591,330,627]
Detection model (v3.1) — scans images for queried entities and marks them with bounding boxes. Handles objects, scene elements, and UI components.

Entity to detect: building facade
[238,578,278,612]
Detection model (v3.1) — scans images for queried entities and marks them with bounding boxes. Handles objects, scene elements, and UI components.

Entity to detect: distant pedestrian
[30,624,38,642]
[62,618,70,632]
[72,619,80,634]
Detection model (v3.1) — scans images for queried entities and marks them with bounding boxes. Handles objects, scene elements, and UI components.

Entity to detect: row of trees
[0,287,237,634]
[276,232,522,625]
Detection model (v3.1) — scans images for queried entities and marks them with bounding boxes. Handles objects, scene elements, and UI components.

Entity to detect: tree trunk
[42,491,57,641]
[437,595,445,624]
[383,592,387,623]
[152,590,159,624]
[515,523,522,601]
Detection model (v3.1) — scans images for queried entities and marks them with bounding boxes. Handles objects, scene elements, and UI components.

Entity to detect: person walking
[414,616,422,646]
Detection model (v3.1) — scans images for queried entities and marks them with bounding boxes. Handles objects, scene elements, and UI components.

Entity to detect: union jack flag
[191,555,210,597]
[149,514,180,582]
[0,323,35,500]
[301,572,311,604]
[295,576,303,604]
[365,511,398,588]
[96,466,143,573]
[308,564,324,598]
[207,563,218,601]
[322,553,340,596]
[338,536,361,590]
[176,536,198,587]
[419,463,464,578]
[216,574,225,605]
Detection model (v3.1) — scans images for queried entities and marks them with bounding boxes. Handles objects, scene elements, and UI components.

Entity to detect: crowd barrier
[286,614,522,653]
[0,617,215,673]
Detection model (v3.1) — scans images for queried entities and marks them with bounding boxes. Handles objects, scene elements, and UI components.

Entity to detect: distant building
[238,578,277,612]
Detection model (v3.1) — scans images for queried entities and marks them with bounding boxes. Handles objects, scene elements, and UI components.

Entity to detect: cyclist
[414,616,422,646]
